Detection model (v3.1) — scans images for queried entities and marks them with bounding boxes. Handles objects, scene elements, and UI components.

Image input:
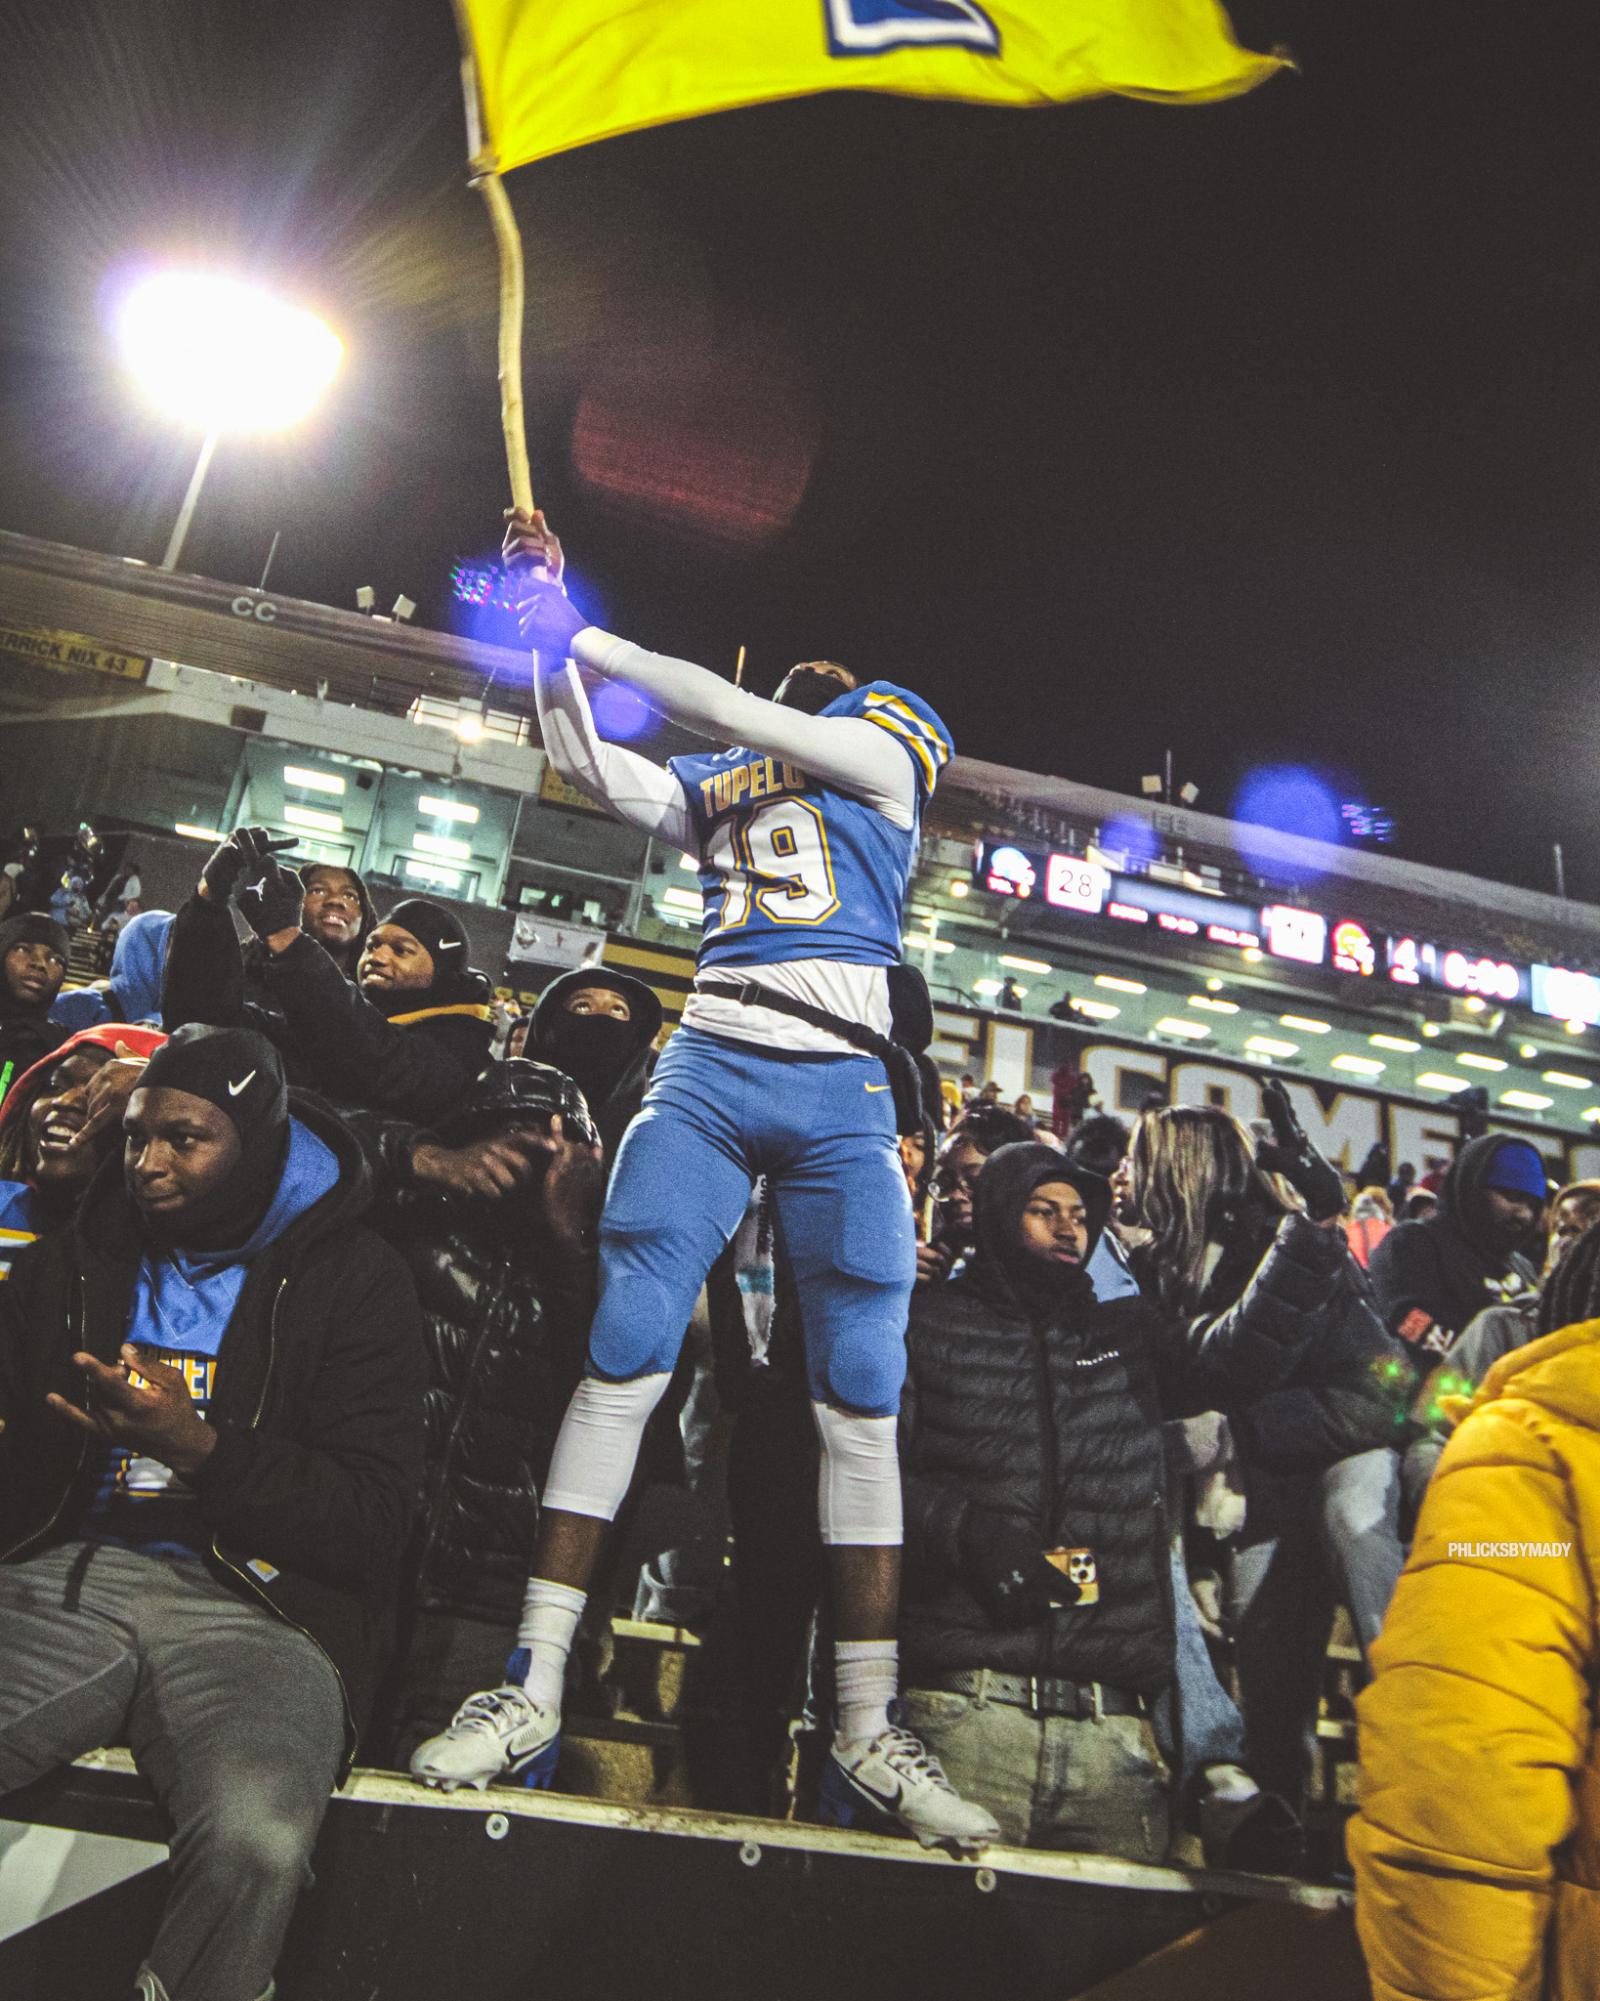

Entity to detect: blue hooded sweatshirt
[83,1113,340,1553]
[51,910,175,1032]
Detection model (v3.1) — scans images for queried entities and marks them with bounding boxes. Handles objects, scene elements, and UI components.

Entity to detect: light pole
[161,426,220,572]
[115,271,343,572]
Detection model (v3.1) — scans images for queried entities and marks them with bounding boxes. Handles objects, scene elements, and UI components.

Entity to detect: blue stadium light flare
[446,556,610,695]
[592,680,654,743]
[1232,765,1344,876]
[1098,815,1159,869]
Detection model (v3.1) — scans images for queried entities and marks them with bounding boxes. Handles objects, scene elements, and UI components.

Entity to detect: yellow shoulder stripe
[865,709,938,787]
[863,691,951,763]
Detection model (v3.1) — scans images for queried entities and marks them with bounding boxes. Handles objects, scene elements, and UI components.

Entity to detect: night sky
[2,0,1597,898]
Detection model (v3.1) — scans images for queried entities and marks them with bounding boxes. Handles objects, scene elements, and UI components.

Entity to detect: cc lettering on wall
[229,595,277,624]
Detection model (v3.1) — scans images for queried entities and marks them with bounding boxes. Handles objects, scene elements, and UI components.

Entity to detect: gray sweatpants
[0,1541,345,2001]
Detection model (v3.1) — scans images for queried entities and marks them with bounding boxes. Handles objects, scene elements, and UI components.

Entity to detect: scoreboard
[974,839,1587,1026]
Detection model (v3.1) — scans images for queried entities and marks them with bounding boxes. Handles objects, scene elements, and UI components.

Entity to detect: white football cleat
[410,1685,561,1793]
[820,1724,1000,1851]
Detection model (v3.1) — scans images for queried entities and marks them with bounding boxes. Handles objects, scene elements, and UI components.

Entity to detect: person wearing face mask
[163,831,494,1124]
[412,509,996,1854]
[530,966,662,1165]
[1368,1133,1547,1363]
[0,1023,425,2001]
[0,912,71,1107]
[0,1024,166,1276]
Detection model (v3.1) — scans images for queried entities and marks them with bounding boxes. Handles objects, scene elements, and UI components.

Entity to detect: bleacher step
[0,1751,1359,2001]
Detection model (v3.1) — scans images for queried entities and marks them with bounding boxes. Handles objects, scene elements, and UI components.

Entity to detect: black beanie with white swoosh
[139,1023,288,1141]
[133,1024,291,1253]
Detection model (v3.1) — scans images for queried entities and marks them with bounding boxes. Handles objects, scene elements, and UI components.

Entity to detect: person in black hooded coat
[529,965,661,1166]
[0,1024,425,2001]
[1367,1130,1545,1358]
[241,859,378,993]
[163,825,492,1124]
[898,1141,1339,1857]
[363,1063,605,1764]
[165,839,377,1017]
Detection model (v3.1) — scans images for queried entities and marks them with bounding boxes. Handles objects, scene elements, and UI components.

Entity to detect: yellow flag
[460,0,1288,172]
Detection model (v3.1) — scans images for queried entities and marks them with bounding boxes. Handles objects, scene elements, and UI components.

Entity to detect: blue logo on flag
[823,0,1001,58]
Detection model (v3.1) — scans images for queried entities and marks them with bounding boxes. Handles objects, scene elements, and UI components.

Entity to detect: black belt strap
[934,1669,1144,1720]
[695,978,898,1062]
[695,978,928,1140]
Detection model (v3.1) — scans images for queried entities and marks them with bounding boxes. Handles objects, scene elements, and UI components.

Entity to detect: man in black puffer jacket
[899,1142,1347,1857]
[362,1062,605,1765]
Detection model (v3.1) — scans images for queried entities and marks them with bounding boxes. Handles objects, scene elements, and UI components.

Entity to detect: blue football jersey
[668,681,952,970]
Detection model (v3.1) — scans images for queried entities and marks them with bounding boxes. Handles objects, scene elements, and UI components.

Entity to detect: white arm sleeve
[570,628,916,829]
[534,660,697,849]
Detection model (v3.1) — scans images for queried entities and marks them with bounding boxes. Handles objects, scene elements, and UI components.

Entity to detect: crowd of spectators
[1,820,1597,1997]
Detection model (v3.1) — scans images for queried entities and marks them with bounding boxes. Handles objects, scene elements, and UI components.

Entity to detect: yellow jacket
[1348,1317,1600,2001]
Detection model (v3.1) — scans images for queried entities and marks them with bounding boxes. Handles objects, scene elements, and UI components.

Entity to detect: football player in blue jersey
[413,513,996,1849]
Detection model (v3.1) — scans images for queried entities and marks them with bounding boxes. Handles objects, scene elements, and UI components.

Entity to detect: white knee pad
[542,1373,673,1522]
[812,1400,903,1547]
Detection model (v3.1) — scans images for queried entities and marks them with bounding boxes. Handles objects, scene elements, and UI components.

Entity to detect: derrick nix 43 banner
[459,0,1287,170]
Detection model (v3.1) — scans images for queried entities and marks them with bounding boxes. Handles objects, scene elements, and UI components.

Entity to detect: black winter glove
[1255,1077,1348,1222]
[957,1510,1076,1629]
[198,830,253,902]
[234,829,305,943]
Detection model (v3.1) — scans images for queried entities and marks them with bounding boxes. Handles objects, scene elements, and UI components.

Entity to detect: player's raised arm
[503,511,695,849]
[533,662,696,849]
[574,631,916,824]
[504,514,920,826]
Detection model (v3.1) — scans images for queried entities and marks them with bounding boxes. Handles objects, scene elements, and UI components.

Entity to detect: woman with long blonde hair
[1121,1094,1411,1820]
[1124,1105,1291,1318]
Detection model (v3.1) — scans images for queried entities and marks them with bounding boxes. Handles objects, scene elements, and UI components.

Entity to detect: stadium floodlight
[115,270,343,571]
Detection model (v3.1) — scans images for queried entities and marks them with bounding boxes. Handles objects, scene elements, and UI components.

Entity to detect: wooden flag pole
[454,22,535,517]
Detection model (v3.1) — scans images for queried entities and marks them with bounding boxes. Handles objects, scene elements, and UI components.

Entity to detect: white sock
[834,1639,898,1749]
[513,1579,587,1710]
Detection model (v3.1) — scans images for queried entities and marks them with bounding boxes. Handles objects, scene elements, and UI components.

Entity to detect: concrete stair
[555,1616,702,1807]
